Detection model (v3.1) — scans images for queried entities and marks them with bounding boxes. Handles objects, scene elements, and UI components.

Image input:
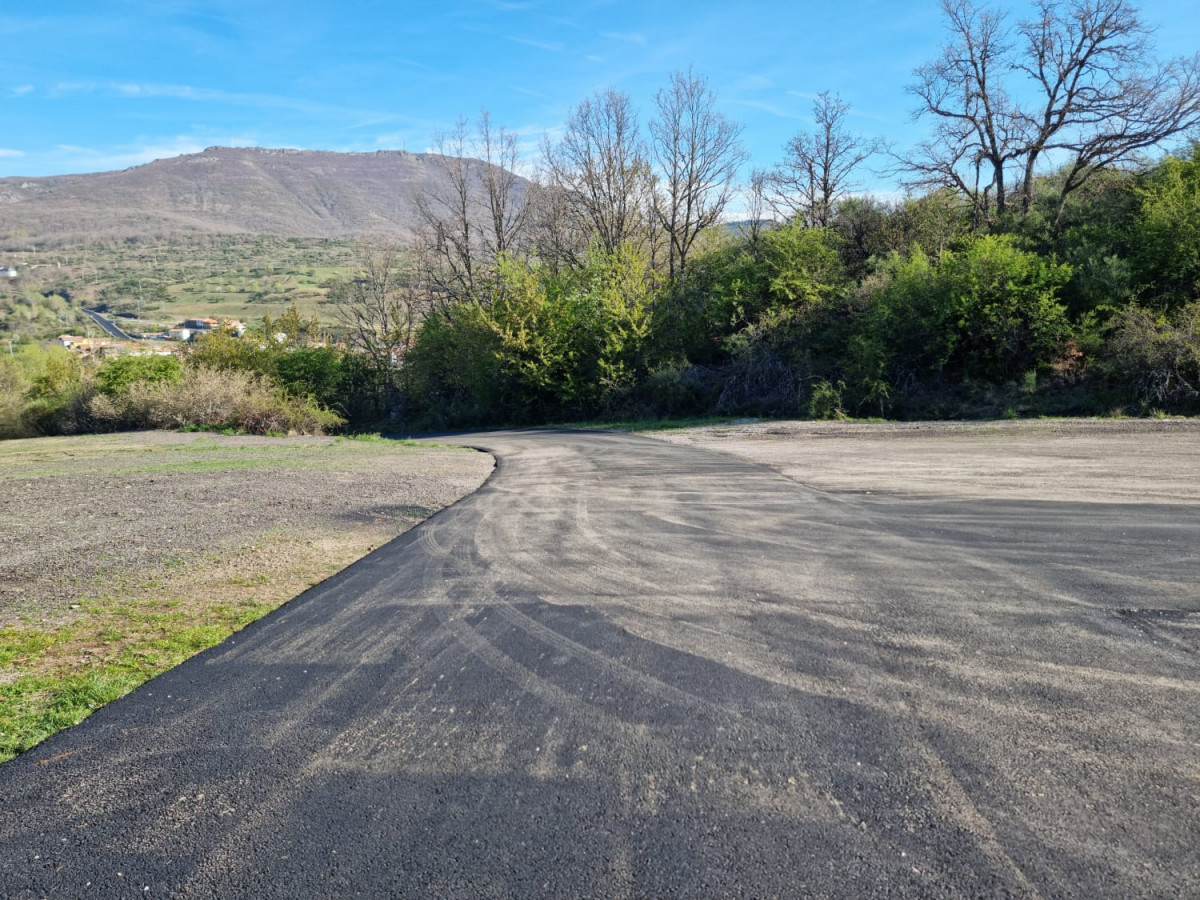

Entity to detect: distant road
[81,307,135,340]
[1,430,1197,897]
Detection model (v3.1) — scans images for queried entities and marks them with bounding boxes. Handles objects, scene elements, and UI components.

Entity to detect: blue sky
[2,0,1198,193]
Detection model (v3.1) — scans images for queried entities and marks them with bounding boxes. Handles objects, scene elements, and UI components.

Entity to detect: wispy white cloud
[50,80,414,128]
[48,81,99,97]
[845,107,902,126]
[49,135,260,172]
[585,54,605,63]
[725,98,805,121]
[0,148,24,158]
[348,113,414,130]
[732,74,775,91]
[113,82,281,106]
[116,82,192,98]
[600,30,646,44]
[509,35,564,52]
[544,15,580,31]
[12,85,33,96]
[388,56,440,73]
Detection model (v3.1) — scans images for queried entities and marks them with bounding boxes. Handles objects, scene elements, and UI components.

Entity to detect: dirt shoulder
[1,431,493,626]
[0,431,493,759]
[649,417,1200,505]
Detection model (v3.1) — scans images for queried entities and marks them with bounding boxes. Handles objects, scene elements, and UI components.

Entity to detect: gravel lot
[651,417,1200,504]
[0,431,494,629]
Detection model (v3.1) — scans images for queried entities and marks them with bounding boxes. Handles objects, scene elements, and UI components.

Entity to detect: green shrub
[10,345,95,436]
[407,243,659,426]
[760,223,847,307]
[849,235,1072,407]
[652,242,766,364]
[1107,301,1200,407]
[808,378,848,420]
[0,353,33,438]
[188,327,278,373]
[1130,147,1200,308]
[95,355,182,396]
[272,347,347,409]
[406,300,503,428]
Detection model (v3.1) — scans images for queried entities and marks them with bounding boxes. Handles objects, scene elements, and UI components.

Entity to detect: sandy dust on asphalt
[651,417,1200,504]
[645,417,1200,895]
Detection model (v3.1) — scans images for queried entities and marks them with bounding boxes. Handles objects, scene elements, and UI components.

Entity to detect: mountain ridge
[0,146,517,247]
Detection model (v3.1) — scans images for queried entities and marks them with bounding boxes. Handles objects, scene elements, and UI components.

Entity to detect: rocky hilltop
[0,146,518,246]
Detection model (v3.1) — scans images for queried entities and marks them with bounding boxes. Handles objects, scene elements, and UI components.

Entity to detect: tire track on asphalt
[3,429,1199,897]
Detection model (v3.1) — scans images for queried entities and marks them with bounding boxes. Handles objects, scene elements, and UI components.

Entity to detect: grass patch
[0,593,276,762]
[3,433,450,480]
[0,629,55,668]
[0,672,142,757]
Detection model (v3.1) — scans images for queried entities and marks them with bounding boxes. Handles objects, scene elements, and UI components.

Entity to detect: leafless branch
[768,92,884,227]
[648,68,747,280]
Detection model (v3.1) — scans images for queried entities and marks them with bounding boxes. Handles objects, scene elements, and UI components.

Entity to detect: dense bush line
[393,147,1200,428]
[0,341,344,440]
[4,147,1199,439]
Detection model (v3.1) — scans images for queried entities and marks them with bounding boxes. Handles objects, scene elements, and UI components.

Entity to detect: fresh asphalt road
[2,430,1198,897]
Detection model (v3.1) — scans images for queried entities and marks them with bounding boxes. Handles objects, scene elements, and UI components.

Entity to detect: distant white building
[177,317,244,337]
[182,317,219,331]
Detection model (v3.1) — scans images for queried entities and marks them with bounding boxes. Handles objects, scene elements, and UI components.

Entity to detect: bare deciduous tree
[474,110,530,259]
[415,118,476,301]
[329,242,428,399]
[742,167,771,258]
[906,0,1200,224]
[769,92,884,227]
[543,89,653,258]
[524,178,592,276]
[649,68,747,281]
[414,111,530,303]
[907,0,1022,222]
[1016,0,1200,218]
